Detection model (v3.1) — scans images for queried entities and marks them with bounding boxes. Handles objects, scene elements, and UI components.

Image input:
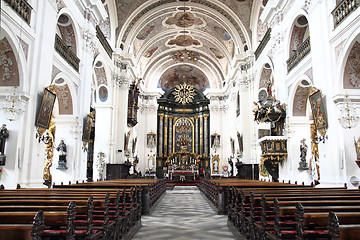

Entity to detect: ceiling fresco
[110,0,253,90]
[158,65,210,92]
[167,35,201,47]
[164,11,205,28]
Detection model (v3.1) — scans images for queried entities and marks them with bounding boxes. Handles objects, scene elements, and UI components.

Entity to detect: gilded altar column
[195,116,199,155]
[164,115,168,156]
[168,116,173,155]
[200,115,204,156]
[204,114,209,156]
[158,114,164,156]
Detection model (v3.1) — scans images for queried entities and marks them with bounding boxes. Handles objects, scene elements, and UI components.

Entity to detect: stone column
[113,60,131,163]
[158,114,164,156]
[164,115,168,156]
[204,114,209,156]
[200,115,203,156]
[168,116,173,155]
[195,116,199,155]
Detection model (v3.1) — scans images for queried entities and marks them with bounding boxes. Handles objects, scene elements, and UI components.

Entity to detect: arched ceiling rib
[113,0,253,91]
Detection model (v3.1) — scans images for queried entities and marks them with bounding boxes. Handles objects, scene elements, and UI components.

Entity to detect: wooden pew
[328,212,360,240]
[226,185,360,240]
[0,210,44,240]
[0,189,136,239]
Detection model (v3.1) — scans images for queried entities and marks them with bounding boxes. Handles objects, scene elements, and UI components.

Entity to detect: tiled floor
[132,186,237,240]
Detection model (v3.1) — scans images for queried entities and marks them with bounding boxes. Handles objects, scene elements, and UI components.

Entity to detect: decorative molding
[56,0,66,12]
[51,65,61,81]
[56,85,70,110]
[344,41,360,89]
[304,68,313,81]
[210,103,228,112]
[114,75,130,89]
[0,38,16,82]
[335,40,346,63]
[139,103,157,113]
[82,27,97,57]
[94,67,108,86]
[268,28,284,58]
[139,94,156,101]
[302,0,312,14]
[19,38,29,60]
[294,86,309,113]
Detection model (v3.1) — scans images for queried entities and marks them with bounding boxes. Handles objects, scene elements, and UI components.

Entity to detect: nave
[133,186,236,240]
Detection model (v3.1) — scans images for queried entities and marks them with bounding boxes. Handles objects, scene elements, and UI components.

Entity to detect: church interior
[1,0,360,239]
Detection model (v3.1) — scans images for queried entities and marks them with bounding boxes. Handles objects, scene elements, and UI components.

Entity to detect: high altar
[156,84,210,179]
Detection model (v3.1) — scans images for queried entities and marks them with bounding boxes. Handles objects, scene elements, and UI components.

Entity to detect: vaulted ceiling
[111,0,254,91]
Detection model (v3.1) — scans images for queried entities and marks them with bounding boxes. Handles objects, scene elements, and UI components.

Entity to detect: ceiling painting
[172,49,200,62]
[165,11,204,28]
[158,65,209,92]
[167,35,201,47]
[210,48,225,59]
[214,27,231,41]
[144,47,159,58]
[136,25,155,40]
[111,0,253,90]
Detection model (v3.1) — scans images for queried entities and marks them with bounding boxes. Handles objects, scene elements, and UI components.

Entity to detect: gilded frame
[82,115,92,142]
[309,89,328,136]
[147,132,156,148]
[35,88,56,129]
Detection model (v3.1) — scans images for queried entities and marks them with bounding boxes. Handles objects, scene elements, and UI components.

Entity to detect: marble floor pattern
[132,186,237,240]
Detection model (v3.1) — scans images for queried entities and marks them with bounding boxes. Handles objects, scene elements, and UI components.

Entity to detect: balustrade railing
[254,28,271,60]
[4,0,32,24]
[332,0,360,27]
[54,34,80,72]
[286,37,311,73]
[96,26,113,58]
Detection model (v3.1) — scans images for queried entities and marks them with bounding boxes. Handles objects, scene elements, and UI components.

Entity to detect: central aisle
[132,186,236,240]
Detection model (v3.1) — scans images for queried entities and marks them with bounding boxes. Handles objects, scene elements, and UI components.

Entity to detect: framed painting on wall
[147,132,156,149]
[82,115,92,142]
[309,89,328,136]
[35,88,56,129]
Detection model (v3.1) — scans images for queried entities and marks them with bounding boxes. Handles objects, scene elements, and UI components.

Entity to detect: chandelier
[338,94,359,129]
[1,87,26,122]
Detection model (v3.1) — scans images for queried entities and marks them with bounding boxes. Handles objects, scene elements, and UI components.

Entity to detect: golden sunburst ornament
[173,83,197,104]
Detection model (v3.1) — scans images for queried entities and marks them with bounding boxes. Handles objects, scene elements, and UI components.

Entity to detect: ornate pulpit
[254,82,287,181]
[259,136,287,180]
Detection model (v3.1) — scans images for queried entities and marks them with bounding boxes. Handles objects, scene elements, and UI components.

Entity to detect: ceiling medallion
[173,83,197,105]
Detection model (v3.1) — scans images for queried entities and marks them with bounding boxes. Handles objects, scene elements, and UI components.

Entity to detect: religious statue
[56,139,67,170]
[310,123,320,185]
[354,137,360,168]
[222,165,229,177]
[228,157,234,177]
[298,138,309,170]
[0,124,9,165]
[43,119,55,187]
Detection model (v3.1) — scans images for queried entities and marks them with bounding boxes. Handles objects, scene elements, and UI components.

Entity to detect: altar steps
[166,179,200,186]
